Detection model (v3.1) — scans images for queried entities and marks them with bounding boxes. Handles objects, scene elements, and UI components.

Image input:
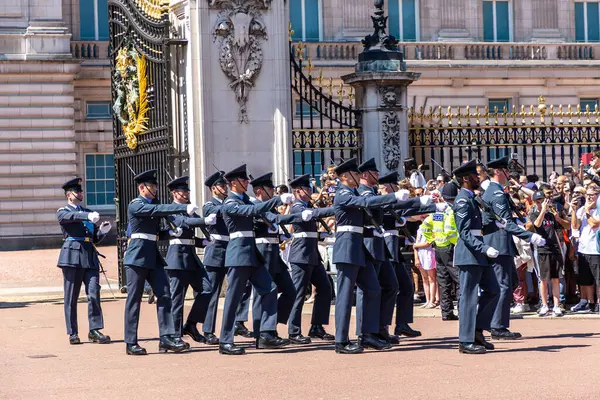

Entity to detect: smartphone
[563,166,573,174]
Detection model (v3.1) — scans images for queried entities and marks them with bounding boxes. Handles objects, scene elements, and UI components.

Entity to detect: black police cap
[358,157,379,173]
[62,177,83,192]
[250,172,275,188]
[452,159,479,178]
[167,175,190,191]
[205,171,227,187]
[378,171,399,185]
[334,158,359,175]
[486,155,510,170]
[134,169,158,185]
[224,164,249,182]
[441,182,459,200]
[289,173,311,189]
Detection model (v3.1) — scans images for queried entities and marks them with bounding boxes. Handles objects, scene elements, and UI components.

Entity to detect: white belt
[230,231,254,239]
[384,230,399,237]
[211,234,230,242]
[337,225,364,234]
[255,237,280,244]
[169,239,195,246]
[471,229,483,236]
[131,233,158,241]
[293,232,319,239]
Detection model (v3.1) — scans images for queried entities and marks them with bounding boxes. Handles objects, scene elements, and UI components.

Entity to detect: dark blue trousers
[288,262,332,335]
[490,255,515,330]
[393,261,415,325]
[458,265,500,343]
[166,268,212,337]
[202,267,228,334]
[356,260,398,335]
[61,267,104,335]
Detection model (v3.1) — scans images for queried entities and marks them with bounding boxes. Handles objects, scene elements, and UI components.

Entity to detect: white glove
[280,193,294,205]
[204,213,217,225]
[394,189,410,202]
[419,195,433,206]
[531,233,547,247]
[301,209,315,222]
[394,217,406,227]
[187,204,198,216]
[495,219,507,229]
[99,221,111,234]
[169,227,183,237]
[87,212,100,223]
[435,202,448,212]
[486,247,500,258]
[268,223,279,234]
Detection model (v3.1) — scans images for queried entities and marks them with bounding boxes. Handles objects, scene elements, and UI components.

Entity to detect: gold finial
[337,83,345,103]
[289,22,295,42]
[328,77,334,97]
[348,86,355,101]
[317,70,324,87]
[297,41,304,61]
[307,58,314,77]
[538,95,547,120]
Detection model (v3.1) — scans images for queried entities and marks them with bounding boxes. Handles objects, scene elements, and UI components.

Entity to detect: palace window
[80,0,109,40]
[575,1,600,42]
[483,1,511,42]
[294,151,322,177]
[295,100,320,118]
[85,154,115,206]
[290,0,322,42]
[388,0,419,42]
[488,98,512,112]
[580,98,599,111]
[86,101,112,119]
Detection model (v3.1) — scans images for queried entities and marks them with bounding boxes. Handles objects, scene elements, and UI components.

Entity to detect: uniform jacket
[453,189,490,267]
[288,200,335,265]
[482,181,532,257]
[202,197,229,268]
[332,184,398,267]
[222,192,281,267]
[56,204,107,269]
[123,196,188,269]
[164,206,209,270]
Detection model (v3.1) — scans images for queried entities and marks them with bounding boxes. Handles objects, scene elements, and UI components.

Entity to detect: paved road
[1,299,599,400]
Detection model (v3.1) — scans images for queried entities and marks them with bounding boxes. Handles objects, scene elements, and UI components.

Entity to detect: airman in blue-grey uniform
[164,175,217,346]
[286,174,336,343]
[200,171,231,345]
[248,173,302,343]
[56,178,111,345]
[482,156,545,340]
[452,160,501,354]
[218,164,296,355]
[331,158,417,354]
[123,169,197,356]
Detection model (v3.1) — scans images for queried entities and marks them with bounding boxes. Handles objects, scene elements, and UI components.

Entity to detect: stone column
[437,0,472,41]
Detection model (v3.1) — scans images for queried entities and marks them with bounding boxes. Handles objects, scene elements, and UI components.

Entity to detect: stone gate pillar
[342,0,420,176]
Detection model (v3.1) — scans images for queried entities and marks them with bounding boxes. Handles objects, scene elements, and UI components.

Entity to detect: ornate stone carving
[379,85,402,170]
[361,0,398,52]
[209,0,272,123]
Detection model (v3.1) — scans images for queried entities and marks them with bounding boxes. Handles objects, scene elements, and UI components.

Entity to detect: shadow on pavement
[0,298,63,309]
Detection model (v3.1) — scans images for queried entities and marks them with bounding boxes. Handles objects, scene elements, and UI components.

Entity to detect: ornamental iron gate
[290,38,362,178]
[109,0,188,290]
[408,96,600,181]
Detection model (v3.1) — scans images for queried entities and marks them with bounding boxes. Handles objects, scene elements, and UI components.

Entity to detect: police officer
[287,174,336,343]
[123,169,197,355]
[218,164,295,355]
[420,182,460,321]
[482,156,545,339]
[452,160,500,354]
[164,175,217,345]
[378,171,425,337]
[332,158,418,354]
[201,171,230,345]
[248,172,300,341]
[56,178,111,345]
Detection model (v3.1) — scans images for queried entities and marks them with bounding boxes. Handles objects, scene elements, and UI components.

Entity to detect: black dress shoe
[257,332,288,349]
[88,329,111,344]
[474,330,495,350]
[394,323,422,337]
[289,334,312,344]
[335,342,364,354]
[158,335,189,353]
[358,333,392,350]
[126,343,147,355]
[234,322,254,338]
[219,343,245,355]
[491,329,522,340]
[183,323,206,343]
[308,325,335,341]
[442,313,459,321]
[203,332,220,345]
[458,342,486,354]
[69,334,81,345]
[147,288,155,305]
[378,330,400,345]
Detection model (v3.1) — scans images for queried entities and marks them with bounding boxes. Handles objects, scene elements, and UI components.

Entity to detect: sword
[93,247,116,299]
[284,172,333,235]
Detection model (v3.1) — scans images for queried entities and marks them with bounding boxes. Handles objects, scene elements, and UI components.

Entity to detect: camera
[507,153,523,175]
[563,166,574,174]
[419,164,430,171]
